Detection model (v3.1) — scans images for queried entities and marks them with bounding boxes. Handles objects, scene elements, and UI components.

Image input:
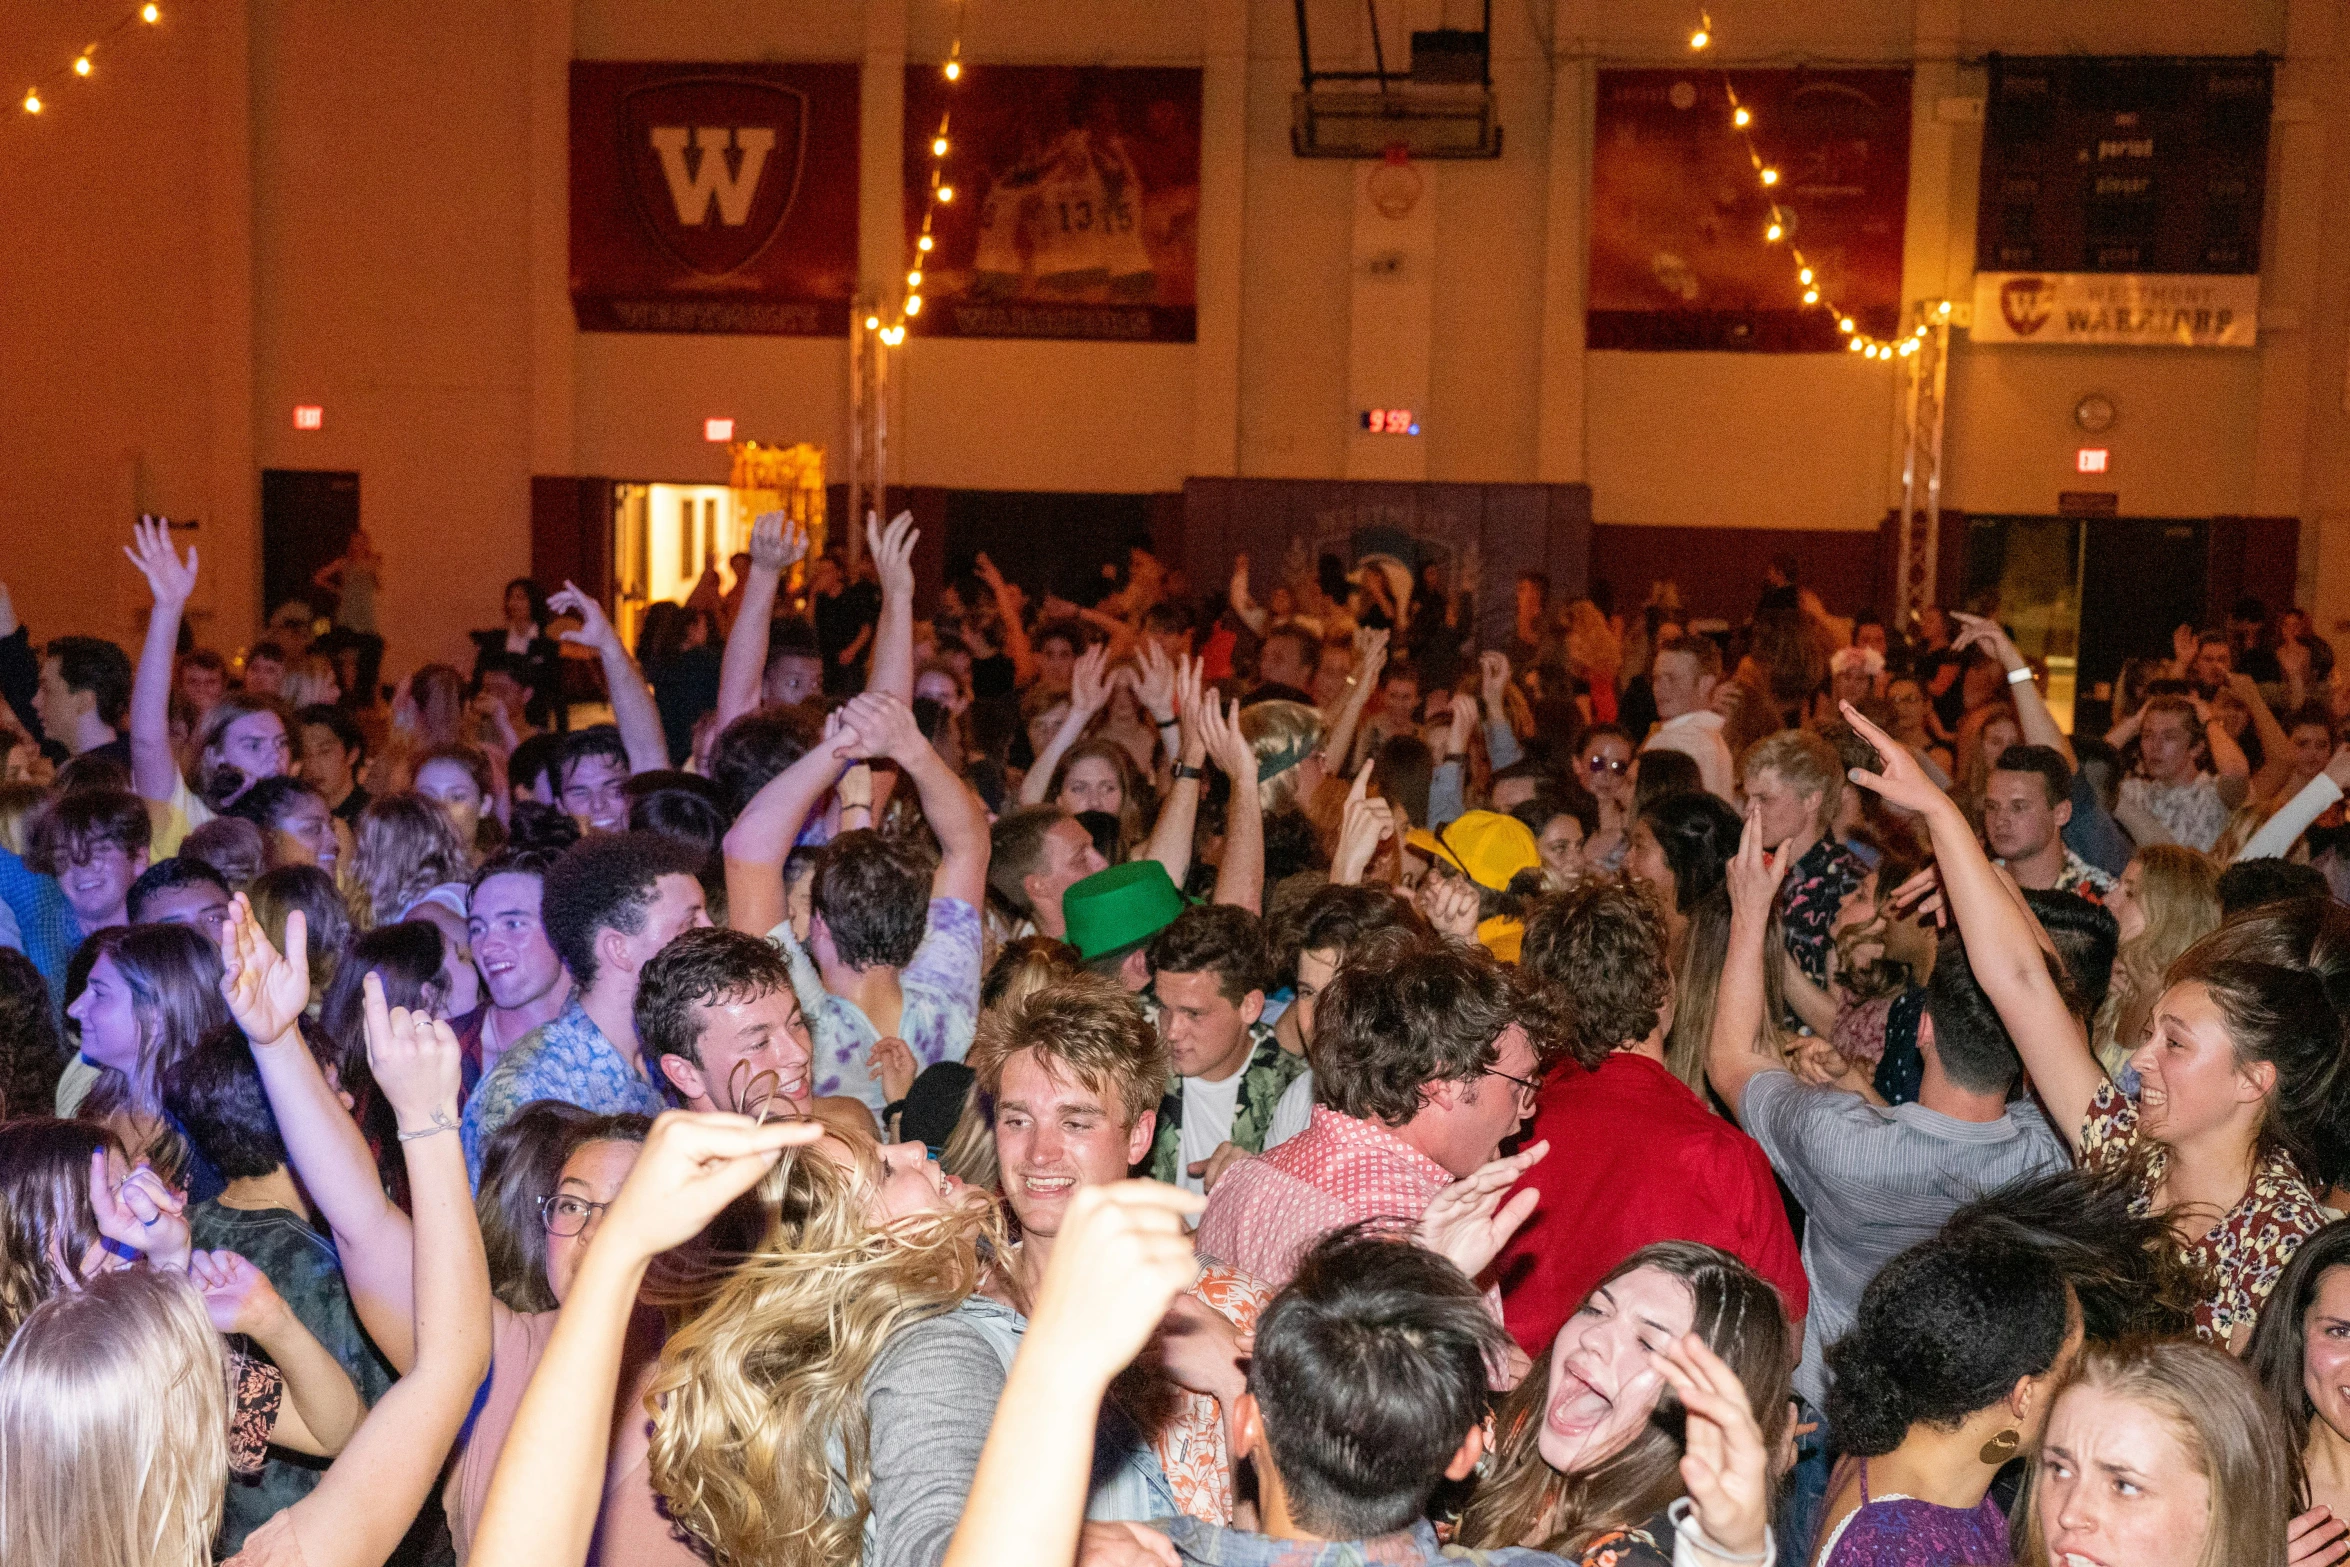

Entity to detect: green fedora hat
[1063,860,1190,963]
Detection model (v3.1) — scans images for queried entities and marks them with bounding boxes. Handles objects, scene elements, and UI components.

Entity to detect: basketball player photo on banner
[1588,67,1911,351]
[904,64,1200,342]
[570,61,859,335]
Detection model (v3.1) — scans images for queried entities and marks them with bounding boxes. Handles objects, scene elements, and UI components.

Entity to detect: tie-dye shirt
[772,898,984,1115]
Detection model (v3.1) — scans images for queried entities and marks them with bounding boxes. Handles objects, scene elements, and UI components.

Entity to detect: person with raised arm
[218,967,492,1567]
[1837,700,2335,1352]
[465,1110,823,1567]
[715,511,916,732]
[1945,611,2135,877]
[1136,655,1210,888]
[731,691,990,1115]
[1020,642,1116,807]
[546,581,670,774]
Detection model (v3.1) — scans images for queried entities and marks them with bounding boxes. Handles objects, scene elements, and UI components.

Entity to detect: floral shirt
[2120,772,2230,854]
[227,1348,283,1477]
[772,897,983,1115]
[1581,1510,1675,1567]
[459,997,670,1183]
[2081,1078,2329,1342]
[2051,850,2118,905]
[1193,1106,1455,1292]
[1778,837,1871,987]
[1157,1264,1273,1524]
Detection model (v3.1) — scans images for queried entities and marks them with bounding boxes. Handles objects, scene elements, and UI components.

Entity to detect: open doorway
[611,482,748,651]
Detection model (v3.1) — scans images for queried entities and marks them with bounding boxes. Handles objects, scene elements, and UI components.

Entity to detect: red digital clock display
[1361,409,1420,435]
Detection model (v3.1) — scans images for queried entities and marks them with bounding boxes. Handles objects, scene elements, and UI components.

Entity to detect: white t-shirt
[1175,1069,1314,1195]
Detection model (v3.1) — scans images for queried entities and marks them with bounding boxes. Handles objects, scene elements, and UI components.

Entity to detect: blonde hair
[1239,699,1325,814]
[645,1140,1000,1567]
[2017,1337,2291,1567]
[0,1267,227,1567]
[2093,846,2223,1074]
[1739,728,1844,833]
[966,974,1166,1131]
[351,791,472,926]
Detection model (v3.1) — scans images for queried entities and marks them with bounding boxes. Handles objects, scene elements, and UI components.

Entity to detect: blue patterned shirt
[772,897,983,1115]
[459,998,669,1183]
[0,845,80,1016]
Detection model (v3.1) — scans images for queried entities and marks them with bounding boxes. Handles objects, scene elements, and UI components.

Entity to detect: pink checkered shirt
[1192,1105,1455,1291]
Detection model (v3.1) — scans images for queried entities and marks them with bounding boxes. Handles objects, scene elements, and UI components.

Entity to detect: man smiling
[639,925,871,1140]
[452,849,573,1087]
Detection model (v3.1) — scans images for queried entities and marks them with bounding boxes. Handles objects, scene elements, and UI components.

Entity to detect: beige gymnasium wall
[3,0,2347,673]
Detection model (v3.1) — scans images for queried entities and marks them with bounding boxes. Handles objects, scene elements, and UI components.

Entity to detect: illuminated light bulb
[1759,167,1779,186]
[933,136,949,156]
[1803,288,1819,304]
[142,2,159,19]
[917,234,934,252]
[1839,317,1855,334]
[1690,28,1709,49]
[1732,106,1751,127]
[937,185,954,202]
[943,59,961,80]
[1848,338,1864,352]
[1798,267,1813,284]
[1764,221,1783,242]
[1937,299,1952,315]
[905,294,923,316]
[1914,325,1928,338]
[74,56,91,77]
[21,90,39,113]
[864,314,880,331]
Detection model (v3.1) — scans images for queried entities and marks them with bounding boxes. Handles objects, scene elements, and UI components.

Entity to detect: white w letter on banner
[648,126,777,226]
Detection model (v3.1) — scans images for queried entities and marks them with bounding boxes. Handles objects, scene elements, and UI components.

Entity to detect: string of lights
[20,3,166,118]
[862,2,965,348]
[1686,10,1949,359]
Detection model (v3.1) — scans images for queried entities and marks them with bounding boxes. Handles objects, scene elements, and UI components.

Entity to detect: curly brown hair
[1313,932,1533,1127]
[1520,883,1673,1070]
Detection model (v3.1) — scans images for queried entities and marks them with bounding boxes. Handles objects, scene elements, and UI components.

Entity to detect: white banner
[1970,272,2258,348]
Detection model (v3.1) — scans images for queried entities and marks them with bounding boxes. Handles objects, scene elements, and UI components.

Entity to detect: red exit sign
[2076,447,2109,474]
[705,417,735,443]
[292,405,323,430]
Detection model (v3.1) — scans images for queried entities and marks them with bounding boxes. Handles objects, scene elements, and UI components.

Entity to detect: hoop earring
[1978,1427,2022,1466]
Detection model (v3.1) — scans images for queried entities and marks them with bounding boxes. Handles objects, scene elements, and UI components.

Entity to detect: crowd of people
[2,514,2349,1567]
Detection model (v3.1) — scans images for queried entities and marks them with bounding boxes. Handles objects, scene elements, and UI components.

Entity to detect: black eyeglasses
[1585,754,1632,776]
[539,1193,609,1237]
[1485,1066,1543,1107]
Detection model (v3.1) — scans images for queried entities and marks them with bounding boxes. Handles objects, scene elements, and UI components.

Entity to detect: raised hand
[1652,1332,1772,1564]
[596,1110,824,1265]
[189,1249,290,1338]
[1418,873,1482,943]
[125,514,199,609]
[2288,1506,2350,1567]
[1480,650,1512,709]
[1445,690,1478,757]
[219,893,311,1047]
[547,581,620,655]
[831,691,925,766]
[1025,1180,1205,1391]
[1333,761,1397,886]
[1416,1141,1546,1279]
[872,1036,918,1105]
[1068,643,1114,721]
[360,970,464,1135]
[869,510,918,600]
[1726,800,1792,923]
[1134,641,1178,725]
[747,510,809,575]
[1949,611,2023,672]
[1229,553,1251,599]
[1839,700,1954,818]
[2172,622,2199,671]
[1197,695,1257,783]
[973,552,1008,595]
[1353,623,1391,679]
[89,1150,192,1273]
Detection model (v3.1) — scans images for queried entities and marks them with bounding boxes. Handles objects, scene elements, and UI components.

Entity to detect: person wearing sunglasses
[1577,725,1639,874]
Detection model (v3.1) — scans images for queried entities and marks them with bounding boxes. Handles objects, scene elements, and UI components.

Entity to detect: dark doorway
[941,491,1161,608]
[2079,517,2210,730]
[260,470,359,625]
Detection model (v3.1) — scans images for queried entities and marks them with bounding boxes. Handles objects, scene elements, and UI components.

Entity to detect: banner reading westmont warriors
[570,62,860,335]
[903,64,1201,342]
[1971,272,2258,348]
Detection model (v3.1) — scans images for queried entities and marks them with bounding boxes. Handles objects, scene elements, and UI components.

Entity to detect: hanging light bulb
[21,89,39,113]
[1759,167,1780,186]
[1689,27,1710,49]
[1797,267,1813,285]
[933,135,949,157]
[1732,106,1751,127]
[944,60,961,80]
[74,55,92,77]
[1803,288,1819,304]
[142,2,160,20]
[908,271,923,289]
[917,233,934,253]
[1937,299,1952,316]
[864,314,880,331]
[1839,317,1856,334]
[1848,338,1864,352]
[1764,220,1783,242]
[937,185,954,202]
[905,294,923,316]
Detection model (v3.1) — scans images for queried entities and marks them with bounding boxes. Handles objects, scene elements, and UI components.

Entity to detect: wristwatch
[1172,763,1206,782]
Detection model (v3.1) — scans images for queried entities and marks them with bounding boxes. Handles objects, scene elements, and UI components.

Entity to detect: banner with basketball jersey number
[903,64,1201,342]
[1587,67,1911,352]
[570,61,860,335]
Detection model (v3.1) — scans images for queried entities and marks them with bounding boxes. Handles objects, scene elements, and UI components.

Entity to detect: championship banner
[570,61,860,335]
[1588,68,1911,352]
[1977,57,2271,279]
[1971,272,2259,348]
[904,65,1201,342]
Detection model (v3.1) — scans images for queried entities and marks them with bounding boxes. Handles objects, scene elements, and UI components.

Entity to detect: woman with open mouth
[1457,1241,1795,1565]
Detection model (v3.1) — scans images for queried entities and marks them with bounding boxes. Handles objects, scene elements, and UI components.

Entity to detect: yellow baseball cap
[1405,810,1543,893]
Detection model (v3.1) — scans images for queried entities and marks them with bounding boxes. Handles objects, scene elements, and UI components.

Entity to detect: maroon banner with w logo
[571,61,859,335]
